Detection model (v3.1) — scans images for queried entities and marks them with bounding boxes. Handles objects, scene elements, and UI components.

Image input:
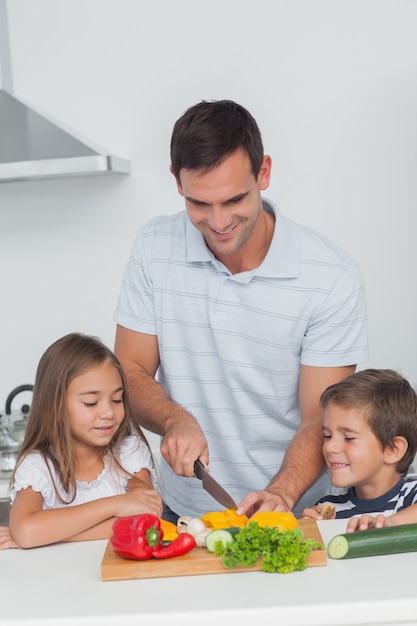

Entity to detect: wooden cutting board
[101,519,326,581]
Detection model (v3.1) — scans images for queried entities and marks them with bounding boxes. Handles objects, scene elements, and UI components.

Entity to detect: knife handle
[194,459,204,479]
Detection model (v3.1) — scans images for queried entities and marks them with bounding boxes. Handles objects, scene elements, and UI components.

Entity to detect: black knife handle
[194,459,204,479]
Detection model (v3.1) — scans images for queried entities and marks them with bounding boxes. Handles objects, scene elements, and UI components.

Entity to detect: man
[114,100,368,519]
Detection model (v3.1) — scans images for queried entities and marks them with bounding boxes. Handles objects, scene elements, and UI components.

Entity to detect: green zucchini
[327,523,417,560]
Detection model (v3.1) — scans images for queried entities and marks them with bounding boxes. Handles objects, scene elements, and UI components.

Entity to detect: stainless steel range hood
[0,0,130,183]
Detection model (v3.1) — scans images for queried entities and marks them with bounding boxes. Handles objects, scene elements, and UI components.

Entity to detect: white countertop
[1,520,417,626]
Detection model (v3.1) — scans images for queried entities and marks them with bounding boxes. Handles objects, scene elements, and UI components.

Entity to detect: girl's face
[66,360,125,449]
[322,404,398,499]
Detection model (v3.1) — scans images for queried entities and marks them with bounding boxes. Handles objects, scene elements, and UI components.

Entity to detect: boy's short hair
[170,100,264,180]
[320,368,417,475]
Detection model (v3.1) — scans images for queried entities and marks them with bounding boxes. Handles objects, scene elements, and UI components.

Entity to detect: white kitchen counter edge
[2,600,417,626]
[1,520,417,626]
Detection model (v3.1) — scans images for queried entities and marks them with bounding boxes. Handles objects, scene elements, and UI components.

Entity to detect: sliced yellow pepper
[159,519,179,541]
[249,511,298,530]
[200,508,248,530]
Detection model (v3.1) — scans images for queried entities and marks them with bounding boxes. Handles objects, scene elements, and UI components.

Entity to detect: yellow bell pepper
[159,519,179,541]
[200,508,248,530]
[249,511,298,530]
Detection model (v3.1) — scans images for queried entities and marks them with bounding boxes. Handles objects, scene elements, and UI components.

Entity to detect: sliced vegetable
[249,511,298,530]
[159,519,179,542]
[327,523,417,560]
[201,509,248,529]
[205,529,235,554]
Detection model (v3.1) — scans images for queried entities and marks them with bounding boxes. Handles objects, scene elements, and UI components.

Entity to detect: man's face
[173,149,271,261]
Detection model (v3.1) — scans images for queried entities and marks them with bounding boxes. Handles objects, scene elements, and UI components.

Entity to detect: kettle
[0,385,33,474]
[5,384,34,444]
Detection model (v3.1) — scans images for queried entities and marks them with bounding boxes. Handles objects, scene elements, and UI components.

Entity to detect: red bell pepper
[110,514,163,560]
[152,532,196,559]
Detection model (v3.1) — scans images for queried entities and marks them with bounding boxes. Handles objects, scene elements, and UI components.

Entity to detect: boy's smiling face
[322,404,402,500]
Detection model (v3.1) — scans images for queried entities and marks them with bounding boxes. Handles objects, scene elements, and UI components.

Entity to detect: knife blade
[194,459,237,510]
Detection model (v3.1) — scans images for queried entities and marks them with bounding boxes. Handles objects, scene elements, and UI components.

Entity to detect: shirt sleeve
[9,452,55,505]
[113,224,157,335]
[301,264,368,367]
[117,435,158,488]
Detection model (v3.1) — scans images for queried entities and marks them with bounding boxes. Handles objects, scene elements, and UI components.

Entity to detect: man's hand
[160,410,209,477]
[237,489,291,517]
[115,326,209,477]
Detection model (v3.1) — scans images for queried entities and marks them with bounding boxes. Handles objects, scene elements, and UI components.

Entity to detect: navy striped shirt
[316,477,417,519]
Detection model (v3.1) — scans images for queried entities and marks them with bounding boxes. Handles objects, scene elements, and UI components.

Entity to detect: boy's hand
[301,504,335,520]
[300,505,322,520]
[346,513,390,533]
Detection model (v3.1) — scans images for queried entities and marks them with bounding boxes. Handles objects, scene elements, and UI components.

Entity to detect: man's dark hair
[170,100,264,180]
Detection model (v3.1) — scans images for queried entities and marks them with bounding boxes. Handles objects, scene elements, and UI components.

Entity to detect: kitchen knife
[194,459,237,510]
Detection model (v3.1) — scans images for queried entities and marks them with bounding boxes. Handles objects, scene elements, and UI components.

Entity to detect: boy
[302,369,417,530]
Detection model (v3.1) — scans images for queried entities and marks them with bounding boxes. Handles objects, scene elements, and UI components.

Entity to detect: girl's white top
[9,435,157,507]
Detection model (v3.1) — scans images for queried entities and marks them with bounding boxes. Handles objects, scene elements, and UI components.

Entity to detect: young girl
[0,333,162,550]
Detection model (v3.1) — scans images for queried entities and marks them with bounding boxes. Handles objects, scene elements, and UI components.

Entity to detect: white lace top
[9,435,157,508]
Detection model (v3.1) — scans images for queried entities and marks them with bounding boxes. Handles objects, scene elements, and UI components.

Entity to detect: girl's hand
[0,526,19,550]
[346,513,389,533]
[115,488,163,519]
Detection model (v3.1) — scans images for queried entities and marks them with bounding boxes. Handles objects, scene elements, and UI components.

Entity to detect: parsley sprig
[216,522,323,574]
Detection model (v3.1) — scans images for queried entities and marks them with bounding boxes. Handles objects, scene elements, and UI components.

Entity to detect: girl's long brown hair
[11,333,150,503]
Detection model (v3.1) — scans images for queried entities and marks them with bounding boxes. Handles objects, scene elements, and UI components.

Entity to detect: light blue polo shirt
[114,201,368,516]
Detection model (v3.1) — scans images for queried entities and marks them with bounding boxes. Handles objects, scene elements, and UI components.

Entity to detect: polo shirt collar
[186,217,213,263]
[185,199,299,278]
[258,200,299,278]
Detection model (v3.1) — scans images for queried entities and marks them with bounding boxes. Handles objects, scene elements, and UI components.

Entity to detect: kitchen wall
[1,0,417,439]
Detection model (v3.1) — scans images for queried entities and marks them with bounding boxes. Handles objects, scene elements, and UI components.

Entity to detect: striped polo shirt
[114,200,368,516]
